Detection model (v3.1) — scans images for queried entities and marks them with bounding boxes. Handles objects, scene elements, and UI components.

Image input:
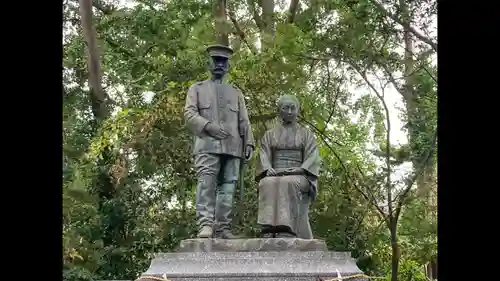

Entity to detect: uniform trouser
[194,153,240,231]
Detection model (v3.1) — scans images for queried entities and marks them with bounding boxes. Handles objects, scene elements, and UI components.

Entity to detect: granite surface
[101,239,367,281]
[177,238,329,252]
[138,251,367,281]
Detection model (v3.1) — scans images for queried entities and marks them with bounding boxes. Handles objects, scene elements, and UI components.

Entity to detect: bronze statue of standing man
[184,45,255,239]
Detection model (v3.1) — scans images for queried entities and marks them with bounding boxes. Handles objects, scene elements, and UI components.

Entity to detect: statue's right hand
[266,168,278,177]
[204,122,230,139]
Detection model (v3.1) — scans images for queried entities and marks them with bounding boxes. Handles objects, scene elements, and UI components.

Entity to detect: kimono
[255,123,321,239]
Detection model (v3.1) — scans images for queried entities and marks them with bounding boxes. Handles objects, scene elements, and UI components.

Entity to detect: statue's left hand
[244,145,254,160]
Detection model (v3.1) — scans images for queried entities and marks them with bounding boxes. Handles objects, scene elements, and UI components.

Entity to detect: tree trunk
[399,0,416,161]
[260,0,275,50]
[78,0,119,247]
[389,219,400,281]
[424,258,437,280]
[399,0,436,199]
[78,0,108,121]
[287,0,300,23]
[213,0,229,46]
[246,0,275,50]
[399,1,438,277]
[426,262,433,279]
[398,6,438,280]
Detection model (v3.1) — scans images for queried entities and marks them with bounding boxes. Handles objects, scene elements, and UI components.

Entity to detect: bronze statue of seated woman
[255,95,321,239]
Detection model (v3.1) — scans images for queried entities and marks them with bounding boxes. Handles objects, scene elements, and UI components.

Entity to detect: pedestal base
[141,251,366,281]
[177,238,328,252]
[136,238,367,281]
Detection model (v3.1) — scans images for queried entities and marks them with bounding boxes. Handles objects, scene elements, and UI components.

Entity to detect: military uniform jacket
[184,80,255,158]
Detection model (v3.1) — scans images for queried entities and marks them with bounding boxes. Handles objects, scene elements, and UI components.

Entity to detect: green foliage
[63,0,437,280]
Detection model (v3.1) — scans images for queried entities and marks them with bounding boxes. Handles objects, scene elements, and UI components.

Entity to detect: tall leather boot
[214,183,239,239]
[195,174,217,238]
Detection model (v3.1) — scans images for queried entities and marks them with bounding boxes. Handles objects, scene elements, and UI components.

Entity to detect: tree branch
[349,62,395,217]
[298,44,437,100]
[299,116,386,224]
[368,0,437,52]
[393,128,437,220]
[294,53,332,61]
[135,0,158,11]
[302,115,389,224]
[299,117,344,147]
[247,0,264,31]
[321,64,344,134]
[227,8,257,54]
[92,0,114,15]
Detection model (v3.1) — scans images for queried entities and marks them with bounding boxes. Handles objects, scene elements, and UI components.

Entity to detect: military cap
[206,44,234,58]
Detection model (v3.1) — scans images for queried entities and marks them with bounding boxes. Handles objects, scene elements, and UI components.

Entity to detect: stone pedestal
[177,238,328,252]
[138,238,367,281]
